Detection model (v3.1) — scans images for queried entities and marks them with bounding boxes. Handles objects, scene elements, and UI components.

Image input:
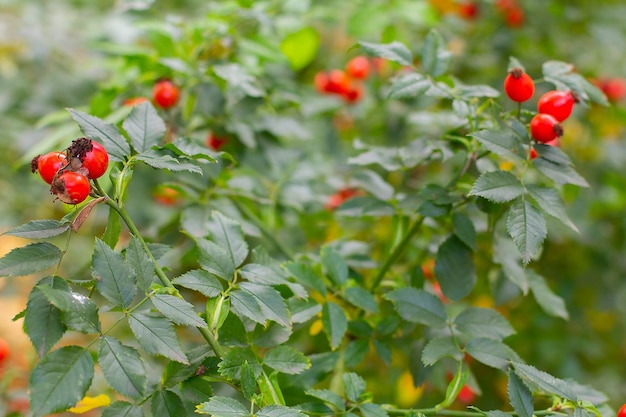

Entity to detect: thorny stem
[104,197,224,358]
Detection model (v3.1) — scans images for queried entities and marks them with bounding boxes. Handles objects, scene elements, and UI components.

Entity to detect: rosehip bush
[0,2,623,417]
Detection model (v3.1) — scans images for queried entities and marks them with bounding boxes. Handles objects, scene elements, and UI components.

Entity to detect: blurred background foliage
[1,0,626,413]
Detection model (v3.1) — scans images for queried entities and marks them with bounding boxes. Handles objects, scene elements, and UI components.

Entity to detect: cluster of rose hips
[314,55,371,104]
[504,67,577,159]
[31,138,109,205]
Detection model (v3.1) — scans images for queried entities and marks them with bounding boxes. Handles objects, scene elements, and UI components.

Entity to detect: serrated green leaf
[512,362,577,401]
[102,209,122,249]
[229,288,264,324]
[542,60,573,78]
[92,238,136,308]
[125,235,155,292]
[136,150,202,174]
[485,411,510,417]
[533,157,589,187]
[151,390,186,417]
[508,368,533,417]
[214,63,265,107]
[197,238,236,280]
[344,286,378,313]
[197,396,249,416]
[321,245,348,286]
[471,130,525,160]
[257,405,307,417]
[527,270,569,319]
[422,336,463,366]
[102,401,144,417]
[162,345,214,388]
[3,220,70,239]
[123,101,166,153]
[470,170,525,203]
[506,199,547,265]
[384,287,447,328]
[456,84,500,99]
[218,347,261,380]
[38,286,101,334]
[181,376,214,406]
[29,346,94,417]
[239,283,290,327]
[343,372,366,402]
[241,361,257,400]
[527,185,578,233]
[264,346,310,375]
[25,277,67,358]
[359,41,413,66]
[421,29,451,77]
[280,27,319,71]
[99,336,147,399]
[452,213,476,250]
[305,389,345,411]
[360,403,389,417]
[151,294,207,328]
[284,261,327,296]
[493,237,528,294]
[240,263,307,299]
[322,302,348,350]
[173,269,223,297]
[128,312,188,364]
[0,242,62,277]
[434,235,476,301]
[387,73,430,99]
[68,108,130,162]
[207,212,249,269]
[455,307,515,340]
[465,338,520,369]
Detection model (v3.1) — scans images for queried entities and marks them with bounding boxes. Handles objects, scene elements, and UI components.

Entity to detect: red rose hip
[51,171,91,205]
[345,56,370,80]
[537,90,575,122]
[530,113,563,143]
[504,68,534,102]
[31,151,68,184]
[153,79,180,109]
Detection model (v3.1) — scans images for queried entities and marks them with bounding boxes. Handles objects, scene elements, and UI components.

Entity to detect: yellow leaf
[69,394,111,414]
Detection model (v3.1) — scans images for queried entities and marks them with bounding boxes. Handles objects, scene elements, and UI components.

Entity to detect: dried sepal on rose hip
[50,171,91,205]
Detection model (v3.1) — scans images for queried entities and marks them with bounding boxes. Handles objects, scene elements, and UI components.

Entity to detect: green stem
[105,198,224,358]
[370,215,425,291]
[387,409,564,417]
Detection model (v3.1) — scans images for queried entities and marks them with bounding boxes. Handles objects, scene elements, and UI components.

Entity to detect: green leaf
[92,238,136,308]
[125,235,155,292]
[25,277,67,358]
[384,287,447,328]
[532,158,589,187]
[197,238,236,280]
[68,108,130,162]
[359,41,413,66]
[454,307,515,340]
[241,361,257,400]
[264,346,310,375]
[162,345,214,388]
[527,185,578,233]
[527,270,569,319]
[0,242,62,277]
[508,368,533,417]
[239,283,290,327]
[257,405,307,417]
[181,376,214,407]
[37,286,101,334]
[29,346,94,417]
[99,336,147,399]
[322,302,348,350]
[240,263,307,299]
[128,312,188,364]
[493,237,528,294]
[343,372,366,402]
[470,170,525,203]
[336,196,396,217]
[421,29,451,77]
[151,390,186,417]
[360,403,389,417]
[3,219,69,239]
[465,338,520,370]
[173,269,223,298]
[103,209,122,249]
[214,64,265,107]
[102,401,144,417]
[506,199,547,265]
[289,298,322,324]
[122,101,166,153]
[438,366,469,409]
[284,261,326,296]
[280,27,319,71]
[305,389,345,411]
[196,396,249,416]
[344,286,378,313]
[387,73,431,99]
[455,84,500,99]
[229,288,264,324]
[422,336,463,366]
[207,212,249,269]
[136,149,203,174]
[321,245,348,286]
[512,362,577,401]
[471,130,525,160]
[434,235,476,301]
[485,411,510,417]
[218,347,261,380]
[452,213,476,250]
[151,294,207,328]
